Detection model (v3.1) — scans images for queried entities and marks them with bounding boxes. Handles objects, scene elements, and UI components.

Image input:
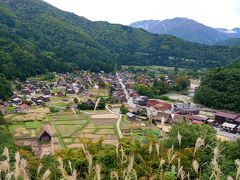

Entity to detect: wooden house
[86,99,95,107]
[41,95,50,102]
[43,89,51,95]
[153,112,171,124]
[171,114,185,124]
[66,88,75,94]
[14,103,29,113]
[38,125,52,143]
[133,96,149,106]
[36,99,43,105]
[56,92,64,97]
[22,88,32,95]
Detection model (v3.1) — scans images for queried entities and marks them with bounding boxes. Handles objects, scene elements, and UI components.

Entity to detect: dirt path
[106,105,123,138]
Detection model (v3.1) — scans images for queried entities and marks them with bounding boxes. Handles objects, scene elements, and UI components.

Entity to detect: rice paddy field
[7,107,120,148]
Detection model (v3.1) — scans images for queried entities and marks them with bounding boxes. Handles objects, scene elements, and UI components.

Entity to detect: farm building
[38,125,52,143]
[215,111,240,125]
[153,112,171,124]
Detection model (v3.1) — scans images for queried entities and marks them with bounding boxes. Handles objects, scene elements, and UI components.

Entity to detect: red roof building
[147,100,172,111]
[215,111,240,124]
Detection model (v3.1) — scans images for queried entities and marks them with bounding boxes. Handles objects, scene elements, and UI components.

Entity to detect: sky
[44,0,240,29]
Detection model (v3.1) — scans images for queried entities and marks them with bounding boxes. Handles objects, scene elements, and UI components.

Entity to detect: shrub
[49,106,61,113]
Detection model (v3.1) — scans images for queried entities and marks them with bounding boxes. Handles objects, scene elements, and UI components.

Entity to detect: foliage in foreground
[0,123,240,179]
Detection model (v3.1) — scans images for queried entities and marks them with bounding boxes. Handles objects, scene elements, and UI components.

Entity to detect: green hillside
[194,59,240,112]
[1,0,240,80]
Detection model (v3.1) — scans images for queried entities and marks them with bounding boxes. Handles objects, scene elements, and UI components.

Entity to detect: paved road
[116,73,136,109]
[215,128,240,141]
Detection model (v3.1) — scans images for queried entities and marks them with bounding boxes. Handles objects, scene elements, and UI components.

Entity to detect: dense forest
[1,0,240,81]
[194,59,240,112]
[0,123,240,179]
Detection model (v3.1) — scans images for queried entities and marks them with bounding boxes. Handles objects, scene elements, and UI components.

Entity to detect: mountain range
[130,18,240,45]
[0,0,240,80]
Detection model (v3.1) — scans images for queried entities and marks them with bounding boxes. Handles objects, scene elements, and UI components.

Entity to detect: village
[0,70,240,156]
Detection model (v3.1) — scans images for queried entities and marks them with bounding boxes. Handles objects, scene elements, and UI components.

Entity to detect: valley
[1,66,239,157]
[0,0,240,179]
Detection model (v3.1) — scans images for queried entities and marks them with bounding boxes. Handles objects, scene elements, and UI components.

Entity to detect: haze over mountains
[130,18,240,45]
[0,0,240,80]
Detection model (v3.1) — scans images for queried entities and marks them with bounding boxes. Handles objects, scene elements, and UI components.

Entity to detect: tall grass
[0,136,239,179]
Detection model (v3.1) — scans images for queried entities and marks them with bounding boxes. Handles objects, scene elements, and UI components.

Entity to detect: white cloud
[44,0,240,29]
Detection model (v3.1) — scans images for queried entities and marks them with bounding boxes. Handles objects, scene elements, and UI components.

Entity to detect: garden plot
[25,121,42,130]
[37,111,119,147]
[49,111,89,121]
[95,128,115,135]
[47,111,91,146]
[6,107,49,122]
[91,114,119,125]
[82,110,110,114]
[67,144,82,148]
[56,124,84,137]
[9,121,55,140]
[69,113,119,145]
[46,96,69,107]
[13,127,36,139]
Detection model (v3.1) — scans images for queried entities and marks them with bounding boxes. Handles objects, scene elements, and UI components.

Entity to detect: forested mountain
[216,38,240,47]
[0,0,117,80]
[130,18,240,44]
[194,59,240,112]
[1,0,240,80]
